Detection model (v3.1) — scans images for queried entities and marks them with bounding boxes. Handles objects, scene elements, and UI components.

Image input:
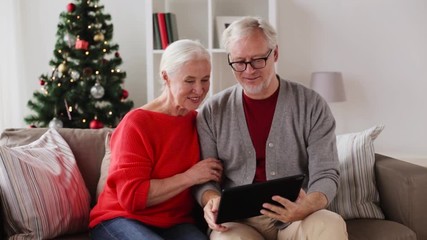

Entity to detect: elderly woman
[89,39,223,240]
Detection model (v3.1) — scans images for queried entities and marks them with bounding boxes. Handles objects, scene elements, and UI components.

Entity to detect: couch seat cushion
[53,232,90,240]
[346,219,416,240]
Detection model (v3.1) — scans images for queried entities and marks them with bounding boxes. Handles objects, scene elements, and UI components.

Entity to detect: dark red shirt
[242,88,279,182]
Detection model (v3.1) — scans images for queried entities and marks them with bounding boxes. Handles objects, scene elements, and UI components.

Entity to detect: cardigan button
[268,142,274,148]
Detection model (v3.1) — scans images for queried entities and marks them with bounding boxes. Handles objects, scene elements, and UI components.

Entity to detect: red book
[157,12,169,49]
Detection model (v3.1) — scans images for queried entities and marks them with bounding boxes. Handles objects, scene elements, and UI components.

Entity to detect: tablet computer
[215,174,305,224]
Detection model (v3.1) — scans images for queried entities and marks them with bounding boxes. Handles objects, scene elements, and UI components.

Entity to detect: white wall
[17,0,427,165]
[277,0,427,164]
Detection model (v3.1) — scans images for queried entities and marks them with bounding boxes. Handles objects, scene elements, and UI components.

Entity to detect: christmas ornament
[61,50,69,59]
[67,3,76,13]
[115,52,120,58]
[75,39,89,50]
[90,119,104,129]
[41,86,48,94]
[83,67,93,76]
[90,82,105,99]
[121,89,129,100]
[95,23,103,29]
[49,117,63,129]
[39,79,45,86]
[70,70,80,79]
[64,33,76,46]
[29,124,37,128]
[58,62,68,73]
[64,99,72,120]
[94,100,111,108]
[93,32,105,42]
[64,33,70,42]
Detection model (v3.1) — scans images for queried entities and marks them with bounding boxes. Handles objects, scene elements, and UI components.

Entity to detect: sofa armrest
[375,153,427,240]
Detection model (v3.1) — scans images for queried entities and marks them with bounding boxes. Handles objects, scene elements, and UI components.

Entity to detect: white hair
[221,16,278,53]
[159,39,211,79]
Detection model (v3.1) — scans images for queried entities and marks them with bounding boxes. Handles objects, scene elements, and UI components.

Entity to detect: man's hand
[202,192,228,232]
[260,189,328,223]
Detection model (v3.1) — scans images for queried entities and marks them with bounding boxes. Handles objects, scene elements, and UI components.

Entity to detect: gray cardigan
[194,76,339,205]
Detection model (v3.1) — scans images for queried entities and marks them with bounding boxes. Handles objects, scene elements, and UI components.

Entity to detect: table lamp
[310,72,346,102]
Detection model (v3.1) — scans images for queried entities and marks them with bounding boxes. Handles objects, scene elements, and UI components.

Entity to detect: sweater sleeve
[272,79,340,205]
[107,111,153,213]
[193,102,222,206]
[305,91,340,204]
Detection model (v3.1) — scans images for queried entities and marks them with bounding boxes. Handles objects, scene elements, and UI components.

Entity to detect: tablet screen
[216,174,305,224]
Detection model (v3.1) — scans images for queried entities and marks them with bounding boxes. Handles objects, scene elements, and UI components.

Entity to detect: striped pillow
[0,129,90,239]
[328,125,385,219]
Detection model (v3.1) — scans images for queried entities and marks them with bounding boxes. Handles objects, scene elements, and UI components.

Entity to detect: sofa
[0,128,426,240]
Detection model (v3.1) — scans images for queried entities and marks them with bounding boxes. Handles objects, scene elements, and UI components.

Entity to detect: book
[157,12,169,49]
[152,13,161,50]
[170,13,179,43]
[165,12,179,43]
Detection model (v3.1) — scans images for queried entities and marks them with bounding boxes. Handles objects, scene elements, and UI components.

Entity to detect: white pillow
[328,125,385,220]
[0,129,90,239]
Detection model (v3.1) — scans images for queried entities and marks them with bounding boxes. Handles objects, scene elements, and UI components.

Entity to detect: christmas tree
[25,0,133,129]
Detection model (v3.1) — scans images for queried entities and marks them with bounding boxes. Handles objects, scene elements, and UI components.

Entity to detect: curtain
[0,0,25,132]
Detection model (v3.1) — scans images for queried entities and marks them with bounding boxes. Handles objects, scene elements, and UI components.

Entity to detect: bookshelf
[145,0,278,101]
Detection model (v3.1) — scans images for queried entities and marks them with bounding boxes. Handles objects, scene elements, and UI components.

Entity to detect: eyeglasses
[228,49,273,72]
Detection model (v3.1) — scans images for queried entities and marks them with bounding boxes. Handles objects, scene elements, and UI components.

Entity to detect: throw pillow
[96,132,111,199]
[0,129,90,239]
[328,125,385,220]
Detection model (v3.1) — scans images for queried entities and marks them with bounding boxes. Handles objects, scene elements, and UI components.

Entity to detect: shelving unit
[145,0,277,101]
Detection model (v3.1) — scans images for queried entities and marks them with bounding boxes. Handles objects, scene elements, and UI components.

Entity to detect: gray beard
[242,77,272,96]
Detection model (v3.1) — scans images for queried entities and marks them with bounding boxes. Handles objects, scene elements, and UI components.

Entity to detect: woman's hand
[147,158,222,207]
[184,158,223,184]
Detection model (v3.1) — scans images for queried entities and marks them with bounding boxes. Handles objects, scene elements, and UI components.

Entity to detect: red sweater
[89,109,200,228]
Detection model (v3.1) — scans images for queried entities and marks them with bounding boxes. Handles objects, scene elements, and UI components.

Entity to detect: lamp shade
[310,72,346,102]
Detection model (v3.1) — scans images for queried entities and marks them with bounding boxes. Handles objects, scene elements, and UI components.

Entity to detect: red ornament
[29,125,37,128]
[102,58,109,64]
[75,39,89,50]
[83,67,93,76]
[39,79,45,86]
[67,3,76,12]
[115,52,120,58]
[121,89,129,100]
[90,119,104,129]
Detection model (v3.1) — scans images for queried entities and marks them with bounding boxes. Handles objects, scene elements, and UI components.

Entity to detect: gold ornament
[58,62,68,73]
[94,32,105,42]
